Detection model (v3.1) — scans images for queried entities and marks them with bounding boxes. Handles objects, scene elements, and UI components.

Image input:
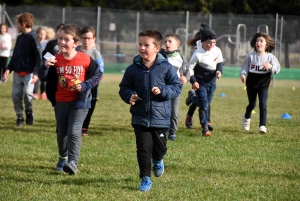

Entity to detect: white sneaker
[242,115,250,131]
[259,126,267,134]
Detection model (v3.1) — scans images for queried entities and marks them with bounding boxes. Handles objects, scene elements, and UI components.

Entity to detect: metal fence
[2,5,300,69]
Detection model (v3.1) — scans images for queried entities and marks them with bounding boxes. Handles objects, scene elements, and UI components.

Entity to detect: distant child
[39,24,102,175]
[43,23,65,56]
[185,31,213,131]
[163,33,189,140]
[240,32,280,134]
[76,26,104,136]
[4,12,42,126]
[0,23,12,83]
[33,26,53,100]
[185,23,223,137]
[119,29,182,191]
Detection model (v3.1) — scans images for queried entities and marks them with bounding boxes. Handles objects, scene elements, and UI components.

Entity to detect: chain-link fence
[2,5,300,74]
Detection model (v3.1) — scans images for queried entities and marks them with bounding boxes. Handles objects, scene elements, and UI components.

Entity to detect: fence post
[62,7,65,23]
[136,12,140,46]
[96,6,101,50]
[184,11,189,59]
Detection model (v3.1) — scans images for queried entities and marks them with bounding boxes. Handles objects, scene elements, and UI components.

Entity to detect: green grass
[0,74,299,200]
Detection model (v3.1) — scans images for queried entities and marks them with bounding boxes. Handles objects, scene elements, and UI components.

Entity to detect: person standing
[76,26,104,136]
[4,12,42,126]
[240,32,280,134]
[119,29,182,191]
[39,24,102,175]
[185,23,224,137]
[0,23,12,83]
[163,33,189,140]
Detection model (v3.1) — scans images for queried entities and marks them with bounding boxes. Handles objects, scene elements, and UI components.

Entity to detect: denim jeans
[192,82,216,128]
[245,88,268,126]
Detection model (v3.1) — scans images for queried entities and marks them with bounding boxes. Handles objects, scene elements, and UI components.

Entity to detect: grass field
[0,74,299,200]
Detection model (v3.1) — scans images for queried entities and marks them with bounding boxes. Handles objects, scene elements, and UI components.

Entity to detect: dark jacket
[7,31,42,75]
[38,56,102,108]
[119,53,182,128]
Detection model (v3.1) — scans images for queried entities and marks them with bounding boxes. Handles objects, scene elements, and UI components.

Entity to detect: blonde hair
[46,27,55,40]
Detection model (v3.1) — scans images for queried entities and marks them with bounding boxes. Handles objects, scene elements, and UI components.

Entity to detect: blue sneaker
[168,133,176,141]
[56,156,67,171]
[63,160,77,175]
[139,176,152,192]
[152,159,164,177]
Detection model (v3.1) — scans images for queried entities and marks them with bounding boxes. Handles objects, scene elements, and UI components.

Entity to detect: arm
[94,50,105,74]
[30,35,42,76]
[240,54,250,83]
[119,66,138,104]
[80,58,102,92]
[181,54,190,82]
[269,54,281,74]
[187,53,198,84]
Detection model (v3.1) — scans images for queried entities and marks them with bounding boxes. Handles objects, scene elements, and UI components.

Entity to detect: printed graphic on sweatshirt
[249,63,269,74]
[57,65,85,91]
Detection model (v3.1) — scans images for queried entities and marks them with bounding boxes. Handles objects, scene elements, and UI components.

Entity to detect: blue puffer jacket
[119,53,182,128]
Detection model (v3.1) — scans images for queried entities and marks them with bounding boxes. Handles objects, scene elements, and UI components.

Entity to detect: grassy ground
[0,74,299,200]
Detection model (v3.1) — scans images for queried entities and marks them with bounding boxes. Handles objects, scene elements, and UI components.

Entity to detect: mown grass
[0,74,299,201]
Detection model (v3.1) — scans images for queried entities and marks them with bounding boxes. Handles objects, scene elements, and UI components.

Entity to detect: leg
[169,96,180,140]
[82,85,98,135]
[258,89,268,127]
[23,73,34,112]
[245,88,258,119]
[133,125,153,178]
[196,83,209,128]
[12,73,25,117]
[152,127,167,177]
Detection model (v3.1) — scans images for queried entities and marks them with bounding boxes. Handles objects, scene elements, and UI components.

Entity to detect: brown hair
[56,23,65,31]
[60,24,81,43]
[81,26,96,38]
[250,32,275,53]
[165,33,180,42]
[139,29,162,47]
[0,23,8,33]
[17,12,34,28]
[187,31,201,47]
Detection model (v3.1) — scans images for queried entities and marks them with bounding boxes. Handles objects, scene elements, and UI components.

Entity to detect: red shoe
[33,94,39,100]
[41,92,47,100]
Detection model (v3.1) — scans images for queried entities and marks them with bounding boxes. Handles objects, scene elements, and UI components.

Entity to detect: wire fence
[1,5,300,72]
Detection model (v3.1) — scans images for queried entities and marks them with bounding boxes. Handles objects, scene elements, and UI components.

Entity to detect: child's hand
[241,75,246,83]
[75,84,82,92]
[216,71,222,79]
[152,86,161,95]
[263,61,271,70]
[45,58,56,68]
[31,75,39,84]
[180,75,187,84]
[129,94,142,105]
[3,70,10,81]
[192,82,199,90]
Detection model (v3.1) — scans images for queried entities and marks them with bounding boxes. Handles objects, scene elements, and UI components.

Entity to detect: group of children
[4,11,280,192]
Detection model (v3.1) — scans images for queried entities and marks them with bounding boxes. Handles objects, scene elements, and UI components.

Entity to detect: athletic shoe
[139,176,152,192]
[207,122,214,131]
[185,90,195,106]
[168,133,176,141]
[33,93,39,100]
[242,115,250,131]
[185,114,193,128]
[25,110,34,125]
[82,128,88,136]
[152,160,164,177]
[41,92,47,100]
[63,160,77,175]
[56,156,68,171]
[16,116,24,127]
[259,126,267,134]
[202,127,211,137]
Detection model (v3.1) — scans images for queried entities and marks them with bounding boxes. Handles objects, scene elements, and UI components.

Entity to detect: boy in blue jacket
[119,29,182,192]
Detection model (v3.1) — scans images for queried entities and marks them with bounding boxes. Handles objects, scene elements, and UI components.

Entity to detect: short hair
[0,23,8,32]
[46,27,55,40]
[17,12,34,28]
[56,23,65,31]
[81,26,96,38]
[250,32,275,53]
[60,24,81,43]
[139,29,162,47]
[165,33,180,42]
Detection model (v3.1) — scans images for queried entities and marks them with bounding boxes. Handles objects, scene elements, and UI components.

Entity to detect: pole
[184,11,189,59]
[96,6,101,50]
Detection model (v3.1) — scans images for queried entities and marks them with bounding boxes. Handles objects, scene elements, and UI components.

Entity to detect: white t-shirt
[0,33,12,57]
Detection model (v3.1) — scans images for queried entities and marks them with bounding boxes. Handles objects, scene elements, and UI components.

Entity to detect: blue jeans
[192,82,216,128]
[245,88,268,126]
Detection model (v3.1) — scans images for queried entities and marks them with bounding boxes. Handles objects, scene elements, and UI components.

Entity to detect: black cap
[200,23,216,42]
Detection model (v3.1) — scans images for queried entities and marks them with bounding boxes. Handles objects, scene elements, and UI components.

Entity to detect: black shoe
[25,110,34,125]
[16,116,24,126]
[185,90,196,106]
[207,122,214,131]
[202,127,211,137]
[185,114,193,129]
